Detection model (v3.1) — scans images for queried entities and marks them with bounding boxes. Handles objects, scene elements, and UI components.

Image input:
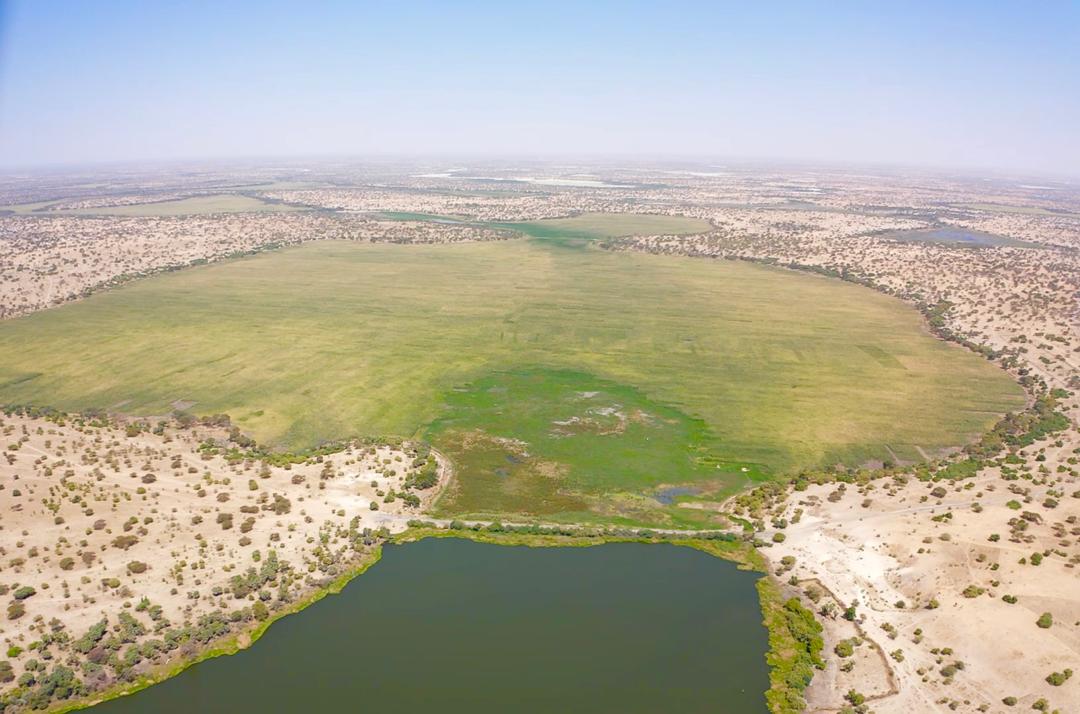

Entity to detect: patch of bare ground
[751,425,1080,714]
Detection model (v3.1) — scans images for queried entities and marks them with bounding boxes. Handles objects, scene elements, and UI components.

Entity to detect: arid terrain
[0,407,443,706]
[0,161,1077,713]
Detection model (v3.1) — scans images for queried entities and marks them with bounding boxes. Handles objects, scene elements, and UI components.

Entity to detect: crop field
[0,238,1023,521]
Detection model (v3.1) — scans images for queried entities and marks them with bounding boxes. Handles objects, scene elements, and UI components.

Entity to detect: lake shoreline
[52,526,805,714]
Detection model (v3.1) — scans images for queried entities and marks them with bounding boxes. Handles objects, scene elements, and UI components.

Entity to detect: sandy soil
[758,429,1080,713]
[0,412,438,703]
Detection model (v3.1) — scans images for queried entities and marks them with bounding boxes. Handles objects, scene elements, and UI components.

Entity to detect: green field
[1,194,306,216]
[377,211,712,243]
[0,238,1023,522]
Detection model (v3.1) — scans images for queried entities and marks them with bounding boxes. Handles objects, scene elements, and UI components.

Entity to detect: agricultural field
[0,237,1023,522]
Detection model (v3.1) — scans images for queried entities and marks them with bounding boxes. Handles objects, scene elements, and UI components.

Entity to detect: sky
[0,1,1078,175]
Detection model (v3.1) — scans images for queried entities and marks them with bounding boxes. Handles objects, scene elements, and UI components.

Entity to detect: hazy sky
[1,1,1078,175]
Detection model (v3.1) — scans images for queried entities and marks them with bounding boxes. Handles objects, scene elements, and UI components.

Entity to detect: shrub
[834,639,854,658]
[73,619,108,654]
[1036,612,1053,629]
[127,561,148,574]
[1046,668,1072,686]
[12,586,36,600]
[111,535,139,550]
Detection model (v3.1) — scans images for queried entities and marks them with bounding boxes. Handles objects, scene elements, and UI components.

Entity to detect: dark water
[655,486,702,505]
[98,539,769,714]
[886,228,1033,248]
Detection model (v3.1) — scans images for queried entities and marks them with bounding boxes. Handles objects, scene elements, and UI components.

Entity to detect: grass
[955,202,1077,217]
[427,368,757,517]
[0,238,1023,519]
[0,194,305,216]
[376,210,712,244]
[499,212,713,239]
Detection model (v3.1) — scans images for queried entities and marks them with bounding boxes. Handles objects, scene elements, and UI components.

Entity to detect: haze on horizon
[0,0,1078,177]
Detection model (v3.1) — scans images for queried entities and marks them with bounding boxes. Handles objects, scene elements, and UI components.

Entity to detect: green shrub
[1046,668,1072,686]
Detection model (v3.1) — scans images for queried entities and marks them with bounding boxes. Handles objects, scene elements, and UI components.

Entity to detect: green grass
[1,194,305,216]
[427,368,758,517]
[376,211,712,244]
[0,238,1023,519]
[501,212,713,239]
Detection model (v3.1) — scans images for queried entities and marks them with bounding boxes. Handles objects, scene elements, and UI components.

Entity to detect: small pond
[884,228,1036,248]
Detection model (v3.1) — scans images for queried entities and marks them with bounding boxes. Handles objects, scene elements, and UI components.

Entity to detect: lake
[96,539,769,713]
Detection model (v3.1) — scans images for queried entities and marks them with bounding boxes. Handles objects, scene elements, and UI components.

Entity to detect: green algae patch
[428,368,758,518]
